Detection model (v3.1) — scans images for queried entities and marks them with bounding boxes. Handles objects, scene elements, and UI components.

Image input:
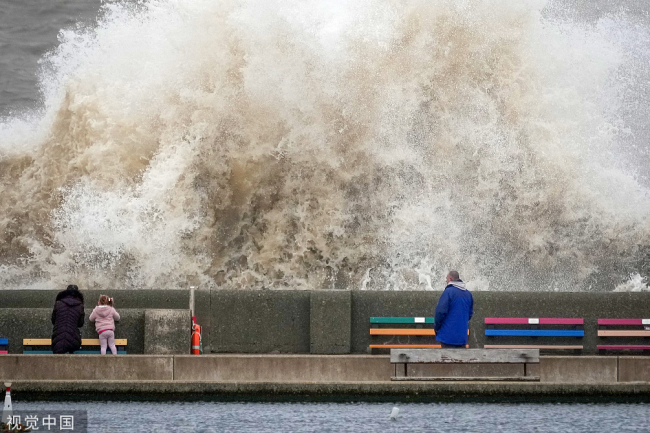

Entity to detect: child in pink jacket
[89,295,120,355]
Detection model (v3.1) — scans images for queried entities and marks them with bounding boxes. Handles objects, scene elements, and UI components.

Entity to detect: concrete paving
[619,357,650,382]
[538,356,618,383]
[0,355,173,381]
[173,354,392,382]
[1,354,649,398]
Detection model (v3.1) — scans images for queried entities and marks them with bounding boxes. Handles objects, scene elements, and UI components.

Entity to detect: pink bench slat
[485,318,583,325]
[0,351,7,355]
[598,346,650,350]
[598,319,647,326]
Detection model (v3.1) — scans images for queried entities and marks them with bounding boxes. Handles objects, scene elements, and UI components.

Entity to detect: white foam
[614,274,649,292]
[1,0,649,290]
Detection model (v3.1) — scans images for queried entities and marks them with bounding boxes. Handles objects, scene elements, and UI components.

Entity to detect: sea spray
[1,0,649,291]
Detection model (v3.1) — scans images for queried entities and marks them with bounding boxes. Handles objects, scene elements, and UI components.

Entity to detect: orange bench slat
[598,330,650,337]
[370,328,436,336]
[370,329,469,336]
[369,344,442,349]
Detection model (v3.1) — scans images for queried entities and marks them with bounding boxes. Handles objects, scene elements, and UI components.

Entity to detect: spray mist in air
[1,0,649,291]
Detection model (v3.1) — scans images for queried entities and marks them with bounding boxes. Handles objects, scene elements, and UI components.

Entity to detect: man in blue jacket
[434,271,473,348]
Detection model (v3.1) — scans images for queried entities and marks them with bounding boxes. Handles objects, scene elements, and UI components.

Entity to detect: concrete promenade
[1,354,649,398]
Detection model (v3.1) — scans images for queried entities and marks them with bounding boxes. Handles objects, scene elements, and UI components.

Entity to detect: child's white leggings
[99,330,117,355]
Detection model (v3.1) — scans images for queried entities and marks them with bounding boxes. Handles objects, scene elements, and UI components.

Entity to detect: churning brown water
[1,0,650,292]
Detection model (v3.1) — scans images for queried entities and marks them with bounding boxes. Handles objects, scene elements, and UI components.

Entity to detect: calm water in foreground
[14,400,650,432]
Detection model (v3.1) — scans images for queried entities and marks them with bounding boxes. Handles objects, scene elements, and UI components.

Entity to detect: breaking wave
[1,0,650,291]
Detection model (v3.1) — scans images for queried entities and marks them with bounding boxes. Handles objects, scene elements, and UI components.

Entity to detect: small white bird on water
[390,406,399,421]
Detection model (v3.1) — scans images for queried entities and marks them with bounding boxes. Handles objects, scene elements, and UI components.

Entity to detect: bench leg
[394,363,408,379]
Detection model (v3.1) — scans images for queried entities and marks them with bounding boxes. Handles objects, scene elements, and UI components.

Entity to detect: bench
[23,338,128,354]
[369,317,468,351]
[484,317,584,351]
[0,338,7,354]
[597,319,650,353]
[390,348,540,381]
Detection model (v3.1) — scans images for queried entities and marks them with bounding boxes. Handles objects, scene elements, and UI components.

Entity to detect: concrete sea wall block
[144,309,191,354]
[310,291,351,354]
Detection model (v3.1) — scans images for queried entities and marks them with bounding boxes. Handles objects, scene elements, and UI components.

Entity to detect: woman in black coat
[51,285,85,354]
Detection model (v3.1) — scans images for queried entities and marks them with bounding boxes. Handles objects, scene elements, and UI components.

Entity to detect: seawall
[1,290,649,354]
[1,355,650,398]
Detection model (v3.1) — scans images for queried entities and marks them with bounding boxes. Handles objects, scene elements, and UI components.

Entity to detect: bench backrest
[0,338,8,346]
[390,348,539,364]
[23,338,128,346]
[370,317,434,324]
[485,318,583,325]
[598,319,650,326]
[597,319,650,350]
[484,318,584,339]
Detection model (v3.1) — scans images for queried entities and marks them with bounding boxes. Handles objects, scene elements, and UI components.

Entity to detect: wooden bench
[484,317,584,351]
[369,317,468,351]
[0,338,7,355]
[23,338,128,354]
[390,348,540,381]
[597,319,650,353]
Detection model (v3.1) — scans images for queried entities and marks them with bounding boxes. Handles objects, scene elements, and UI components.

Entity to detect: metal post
[189,286,196,317]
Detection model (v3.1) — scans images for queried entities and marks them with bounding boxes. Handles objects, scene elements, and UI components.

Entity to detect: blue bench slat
[485,329,584,337]
[0,338,8,345]
[23,350,127,355]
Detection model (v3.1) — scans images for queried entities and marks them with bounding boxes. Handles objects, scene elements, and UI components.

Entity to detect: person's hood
[60,296,82,307]
[448,280,467,290]
[56,288,84,303]
[93,305,113,318]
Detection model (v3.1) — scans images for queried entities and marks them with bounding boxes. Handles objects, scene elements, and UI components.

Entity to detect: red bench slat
[370,344,469,349]
[485,318,583,325]
[598,319,648,326]
[485,345,583,350]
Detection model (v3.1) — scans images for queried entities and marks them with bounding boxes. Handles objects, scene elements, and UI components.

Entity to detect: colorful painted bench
[0,338,7,354]
[484,317,584,351]
[23,338,128,354]
[597,319,650,353]
[369,317,468,351]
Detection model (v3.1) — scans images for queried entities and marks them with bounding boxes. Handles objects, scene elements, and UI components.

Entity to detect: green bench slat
[370,317,434,324]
